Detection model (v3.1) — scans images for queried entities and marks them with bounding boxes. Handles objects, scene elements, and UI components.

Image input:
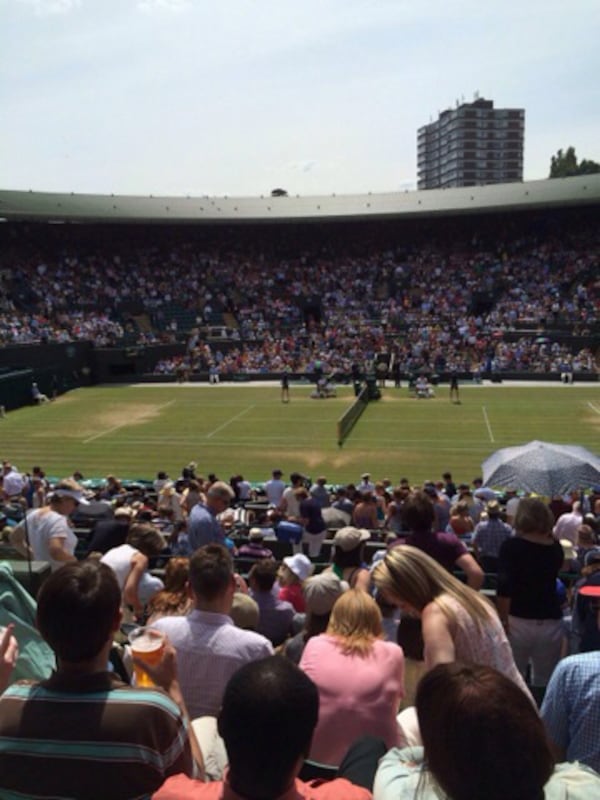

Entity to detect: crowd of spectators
[2,457,600,798]
[0,215,598,376]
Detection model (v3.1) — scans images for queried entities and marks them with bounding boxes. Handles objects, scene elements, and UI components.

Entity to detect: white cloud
[136,0,191,12]
[16,0,80,15]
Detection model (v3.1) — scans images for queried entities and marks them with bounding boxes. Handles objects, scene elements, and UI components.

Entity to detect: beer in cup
[128,627,165,687]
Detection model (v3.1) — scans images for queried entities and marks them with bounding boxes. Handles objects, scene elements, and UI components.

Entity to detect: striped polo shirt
[0,671,193,800]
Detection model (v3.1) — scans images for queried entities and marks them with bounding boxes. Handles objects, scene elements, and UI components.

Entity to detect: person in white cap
[9,478,89,570]
[277,553,313,612]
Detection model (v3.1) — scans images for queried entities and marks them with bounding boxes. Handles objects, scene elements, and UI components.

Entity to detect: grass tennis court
[1,383,599,485]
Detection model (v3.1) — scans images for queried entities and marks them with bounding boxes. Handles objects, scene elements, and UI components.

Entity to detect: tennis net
[337,386,369,446]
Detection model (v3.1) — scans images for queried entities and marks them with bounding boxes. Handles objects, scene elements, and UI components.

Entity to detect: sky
[1,0,599,198]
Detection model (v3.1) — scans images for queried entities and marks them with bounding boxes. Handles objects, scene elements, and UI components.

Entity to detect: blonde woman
[299,589,404,766]
[372,545,530,698]
[9,478,87,570]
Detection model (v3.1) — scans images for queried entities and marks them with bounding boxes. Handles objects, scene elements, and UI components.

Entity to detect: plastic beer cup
[128,627,165,687]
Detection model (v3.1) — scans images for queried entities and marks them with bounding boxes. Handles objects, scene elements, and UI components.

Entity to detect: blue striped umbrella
[482,440,600,496]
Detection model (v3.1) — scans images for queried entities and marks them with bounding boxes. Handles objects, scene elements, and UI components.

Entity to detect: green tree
[549,147,600,177]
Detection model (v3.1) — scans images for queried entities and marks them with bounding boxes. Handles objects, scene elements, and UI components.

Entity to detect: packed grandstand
[0,179,598,382]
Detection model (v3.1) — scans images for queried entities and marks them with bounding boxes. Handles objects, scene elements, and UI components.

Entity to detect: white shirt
[152,609,273,719]
[20,509,77,571]
[101,543,164,606]
[101,543,138,589]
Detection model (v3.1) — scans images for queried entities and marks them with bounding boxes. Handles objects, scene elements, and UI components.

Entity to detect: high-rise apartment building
[417,97,524,190]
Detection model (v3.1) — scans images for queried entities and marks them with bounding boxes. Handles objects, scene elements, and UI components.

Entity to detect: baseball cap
[303,572,344,616]
[333,526,371,552]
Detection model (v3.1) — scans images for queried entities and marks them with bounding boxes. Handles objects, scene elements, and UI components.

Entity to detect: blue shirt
[187,502,223,551]
[472,517,513,558]
[541,651,600,772]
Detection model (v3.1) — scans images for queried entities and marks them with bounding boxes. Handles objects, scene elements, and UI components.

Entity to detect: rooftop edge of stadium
[0,174,599,225]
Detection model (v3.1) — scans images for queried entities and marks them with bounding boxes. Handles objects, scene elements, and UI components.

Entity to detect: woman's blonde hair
[372,545,492,629]
[514,498,554,537]
[326,588,383,656]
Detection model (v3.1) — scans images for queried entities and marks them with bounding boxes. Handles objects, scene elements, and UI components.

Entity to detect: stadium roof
[0,174,599,225]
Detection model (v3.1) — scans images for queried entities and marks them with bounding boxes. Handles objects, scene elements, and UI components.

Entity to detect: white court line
[206,405,255,439]
[588,402,600,415]
[83,400,176,444]
[482,406,495,443]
